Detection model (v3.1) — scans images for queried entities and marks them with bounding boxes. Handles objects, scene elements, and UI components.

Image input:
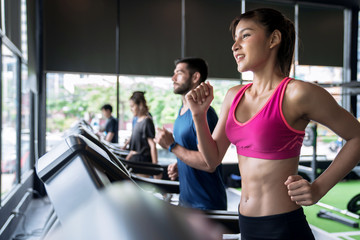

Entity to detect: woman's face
[231,19,272,73]
[129,100,139,117]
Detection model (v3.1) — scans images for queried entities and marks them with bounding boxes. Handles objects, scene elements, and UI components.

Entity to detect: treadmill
[67,123,178,193]
[37,130,239,233]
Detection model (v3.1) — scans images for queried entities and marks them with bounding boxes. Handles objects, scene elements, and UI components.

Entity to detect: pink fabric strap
[225,77,305,160]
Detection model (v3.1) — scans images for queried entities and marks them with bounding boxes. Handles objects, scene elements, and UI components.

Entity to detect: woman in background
[126,92,158,168]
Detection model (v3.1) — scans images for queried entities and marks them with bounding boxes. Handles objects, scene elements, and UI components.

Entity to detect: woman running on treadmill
[185,8,360,240]
[126,92,158,166]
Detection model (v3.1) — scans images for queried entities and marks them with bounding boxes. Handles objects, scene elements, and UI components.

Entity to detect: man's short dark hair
[101,104,112,112]
[174,57,208,83]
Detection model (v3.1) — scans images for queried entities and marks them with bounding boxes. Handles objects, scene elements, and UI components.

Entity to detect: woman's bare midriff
[238,155,301,217]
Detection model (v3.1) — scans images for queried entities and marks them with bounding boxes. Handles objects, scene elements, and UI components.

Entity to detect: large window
[0,0,36,237]
[45,64,348,163]
[46,73,117,151]
[46,73,239,161]
[1,45,18,199]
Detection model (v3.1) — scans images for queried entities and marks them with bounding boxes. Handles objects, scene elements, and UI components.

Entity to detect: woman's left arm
[285,81,360,206]
[148,138,158,164]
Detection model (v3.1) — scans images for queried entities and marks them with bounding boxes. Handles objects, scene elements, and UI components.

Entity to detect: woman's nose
[232,41,240,52]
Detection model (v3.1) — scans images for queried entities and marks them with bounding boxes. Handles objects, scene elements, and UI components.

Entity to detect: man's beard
[173,78,192,95]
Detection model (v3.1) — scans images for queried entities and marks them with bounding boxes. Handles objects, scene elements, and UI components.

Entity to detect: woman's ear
[138,103,144,115]
[270,29,281,49]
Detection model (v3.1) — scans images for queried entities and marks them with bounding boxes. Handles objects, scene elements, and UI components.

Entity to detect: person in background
[126,92,158,171]
[122,91,152,150]
[100,104,118,143]
[155,57,227,210]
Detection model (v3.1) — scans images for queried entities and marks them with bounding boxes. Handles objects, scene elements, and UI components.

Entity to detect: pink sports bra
[225,77,305,160]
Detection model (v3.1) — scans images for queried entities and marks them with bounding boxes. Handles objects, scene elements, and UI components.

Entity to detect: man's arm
[155,126,217,172]
[167,162,178,180]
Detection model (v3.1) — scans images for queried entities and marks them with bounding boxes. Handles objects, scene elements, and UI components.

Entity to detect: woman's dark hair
[230,8,295,77]
[130,91,149,115]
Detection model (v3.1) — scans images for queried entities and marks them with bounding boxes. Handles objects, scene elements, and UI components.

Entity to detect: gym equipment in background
[36,134,132,222]
[317,210,359,228]
[298,123,318,182]
[36,133,240,233]
[348,193,360,214]
[68,124,178,193]
[317,202,360,220]
[70,121,167,177]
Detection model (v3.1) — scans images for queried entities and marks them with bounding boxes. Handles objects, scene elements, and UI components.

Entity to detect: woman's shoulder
[146,116,156,128]
[219,84,246,111]
[136,116,153,125]
[287,78,314,87]
[287,78,324,95]
[226,84,245,99]
[141,117,155,132]
[285,78,329,105]
[144,116,154,123]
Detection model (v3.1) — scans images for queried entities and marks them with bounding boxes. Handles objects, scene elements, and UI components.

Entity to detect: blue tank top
[173,106,227,210]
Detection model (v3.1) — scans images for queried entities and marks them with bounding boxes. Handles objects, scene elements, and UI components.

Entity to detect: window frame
[0,4,34,238]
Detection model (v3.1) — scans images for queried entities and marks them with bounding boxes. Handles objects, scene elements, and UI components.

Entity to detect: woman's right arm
[186,82,239,169]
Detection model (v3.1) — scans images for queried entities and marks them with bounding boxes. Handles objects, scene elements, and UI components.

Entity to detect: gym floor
[303,179,360,240]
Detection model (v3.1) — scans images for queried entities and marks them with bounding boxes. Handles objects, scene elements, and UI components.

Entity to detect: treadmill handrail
[131,174,180,193]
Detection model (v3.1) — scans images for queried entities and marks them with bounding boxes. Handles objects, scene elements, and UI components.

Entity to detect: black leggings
[239,207,315,240]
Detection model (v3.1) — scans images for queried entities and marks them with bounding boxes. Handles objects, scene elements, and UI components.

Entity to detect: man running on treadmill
[155,57,227,210]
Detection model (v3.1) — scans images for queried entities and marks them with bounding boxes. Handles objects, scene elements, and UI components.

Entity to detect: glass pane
[1,45,18,199]
[46,72,240,165]
[211,79,240,164]
[117,76,239,135]
[118,75,179,136]
[211,79,240,115]
[46,73,117,152]
[21,64,30,175]
[117,75,239,163]
[21,0,28,61]
[295,65,343,84]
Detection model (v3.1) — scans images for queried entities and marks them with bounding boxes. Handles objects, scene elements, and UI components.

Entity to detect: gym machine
[36,134,239,235]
